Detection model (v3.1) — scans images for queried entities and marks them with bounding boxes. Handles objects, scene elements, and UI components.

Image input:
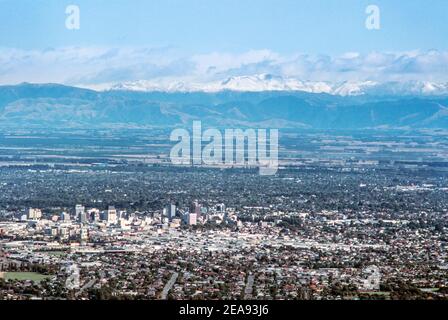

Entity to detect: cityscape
[0,0,448,305]
[0,128,447,300]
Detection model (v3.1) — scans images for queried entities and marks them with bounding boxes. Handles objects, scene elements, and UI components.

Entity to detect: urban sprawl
[0,129,447,300]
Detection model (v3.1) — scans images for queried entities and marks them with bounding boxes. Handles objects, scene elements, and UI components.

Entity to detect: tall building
[75,204,86,223]
[165,204,177,220]
[190,201,201,216]
[27,208,42,220]
[88,208,100,222]
[186,213,197,225]
[60,212,71,222]
[106,206,118,224]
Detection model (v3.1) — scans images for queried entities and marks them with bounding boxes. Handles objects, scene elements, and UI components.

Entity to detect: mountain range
[108,74,448,97]
[0,82,447,129]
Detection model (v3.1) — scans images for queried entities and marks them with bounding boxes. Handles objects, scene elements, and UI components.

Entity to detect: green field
[2,272,52,282]
[46,251,67,257]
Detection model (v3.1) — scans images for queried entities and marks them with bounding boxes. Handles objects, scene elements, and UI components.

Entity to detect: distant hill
[0,83,447,129]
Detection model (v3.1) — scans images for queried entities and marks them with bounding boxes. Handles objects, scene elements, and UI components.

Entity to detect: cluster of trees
[1,262,55,275]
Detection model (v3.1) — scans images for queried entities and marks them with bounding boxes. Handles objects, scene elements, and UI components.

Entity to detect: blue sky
[1,0,447,53]
[0,0,447,86]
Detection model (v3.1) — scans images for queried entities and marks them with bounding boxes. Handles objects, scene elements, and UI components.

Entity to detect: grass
[2,272,52,283]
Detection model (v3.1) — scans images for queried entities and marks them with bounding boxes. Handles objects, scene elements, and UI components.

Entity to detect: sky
[0,0,447,86]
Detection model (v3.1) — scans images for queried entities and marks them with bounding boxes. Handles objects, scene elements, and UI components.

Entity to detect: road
[161,272,179,299]
[244,274,255,299]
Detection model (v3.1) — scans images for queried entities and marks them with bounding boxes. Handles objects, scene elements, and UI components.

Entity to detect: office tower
[60,212,71,222]
[106,206,118,224]
[189,201,201,216]
[187,213,197,225]
[165,204,177,220]
[75,204,86,222]
[88,208,100,222]
[27,208,42,220]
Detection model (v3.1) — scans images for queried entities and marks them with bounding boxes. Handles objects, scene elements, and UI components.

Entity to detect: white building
[88,208,100,222]
[60,212,71,222]
[27,208,42,220]
[106,206,118,224]
[186,213,197,225]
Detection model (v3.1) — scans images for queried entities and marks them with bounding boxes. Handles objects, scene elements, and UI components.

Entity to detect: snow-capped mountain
[207,74,333,93]
[109,74,334,94]
[106,74,448,96]
[331,81,378,96]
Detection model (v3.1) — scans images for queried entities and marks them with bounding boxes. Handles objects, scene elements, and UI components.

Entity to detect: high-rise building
[190,201,201,216]
[27,208,42,220]
[186,213,197,225]
[88,208,100,222]
[106,206,118,224]
[75,204,86,222]
[165,204,177,220]
[60,212,71,222]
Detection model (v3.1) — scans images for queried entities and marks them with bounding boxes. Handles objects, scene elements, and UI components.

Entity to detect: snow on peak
[215,74,333,93]
[332,81,378,96]
[105,75,448,96]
